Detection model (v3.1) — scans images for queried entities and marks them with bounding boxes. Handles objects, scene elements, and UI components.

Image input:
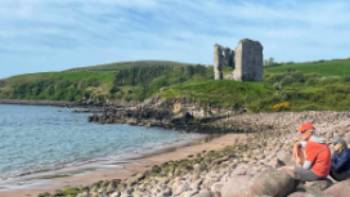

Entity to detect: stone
[192,191,214,197]
[76,191,89,197]
[242,169,297,197]
[323,179,350,197]
[287,191,326,197]
[127,172,146,186]
[344,132,350,145]
[106,182,116,194]
[303,179,333,193]
[182,189,199,197]
[110,192,121,197]
[233,38,263,81]
[276,150,293,166]
[174,182,191,196]
[221,175,252,197]
[210,182,223,193]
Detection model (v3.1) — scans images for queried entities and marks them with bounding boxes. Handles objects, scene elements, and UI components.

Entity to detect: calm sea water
[0,104,198,183]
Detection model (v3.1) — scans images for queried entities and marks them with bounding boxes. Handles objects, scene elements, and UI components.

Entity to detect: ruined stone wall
[213,44,224,80]
[232,39,263,81]
[213,44,235,80]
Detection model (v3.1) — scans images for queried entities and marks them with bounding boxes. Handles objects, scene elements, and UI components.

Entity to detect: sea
[0,104,201,189]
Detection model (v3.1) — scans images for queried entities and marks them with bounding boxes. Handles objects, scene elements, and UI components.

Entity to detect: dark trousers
[330,170,350,181]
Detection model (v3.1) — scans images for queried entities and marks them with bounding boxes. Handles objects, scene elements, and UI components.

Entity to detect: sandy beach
[0,134,247,197]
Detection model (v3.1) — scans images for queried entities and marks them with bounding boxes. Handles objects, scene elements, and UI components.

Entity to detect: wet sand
[0,133,247,197]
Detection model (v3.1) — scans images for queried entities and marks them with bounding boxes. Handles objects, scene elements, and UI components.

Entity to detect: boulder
[323,179,350,197]
[344,132,350,145]
[276,150,293,166]
[287,191,327,197]
[303,179,333,193]
[192,191,214,197]
[238,168,297,197]
[221,175,252,197]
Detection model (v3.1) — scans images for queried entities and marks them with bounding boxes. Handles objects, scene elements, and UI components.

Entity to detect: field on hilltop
[1,59,350,111]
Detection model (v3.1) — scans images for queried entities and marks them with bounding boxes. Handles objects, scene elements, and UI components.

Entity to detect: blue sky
[1,0,350,79]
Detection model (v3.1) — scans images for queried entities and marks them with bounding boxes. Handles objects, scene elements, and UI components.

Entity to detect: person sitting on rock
[289,122,331,181]
[330,137,350,181]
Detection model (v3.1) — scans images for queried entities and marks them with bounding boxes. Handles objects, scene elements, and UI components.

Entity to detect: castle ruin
[214,38,263,81]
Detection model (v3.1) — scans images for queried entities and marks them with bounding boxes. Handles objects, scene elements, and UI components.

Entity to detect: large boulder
[303,179,333,193]
[222,168,297,197]
[323,179,350,197]
[221,175,252,197]
[276,150,293,166]
[287,191,327,197]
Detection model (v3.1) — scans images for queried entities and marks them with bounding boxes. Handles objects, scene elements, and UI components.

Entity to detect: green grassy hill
[267,58,350,76]
[69,60,194,71]
[0,61,212,104]
[160,58,350,111]
[1,58,350,111]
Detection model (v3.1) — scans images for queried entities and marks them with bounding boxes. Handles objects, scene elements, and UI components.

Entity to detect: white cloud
[1,0,350,78]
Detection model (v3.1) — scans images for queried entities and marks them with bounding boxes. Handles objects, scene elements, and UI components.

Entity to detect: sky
[1,0,350,79]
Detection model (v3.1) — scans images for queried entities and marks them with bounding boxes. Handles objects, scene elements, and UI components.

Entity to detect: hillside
[1,58,350,111]
[0,61,212,104]
[160,58,350,111]
[69,60,194,71]
[267,58,350,76]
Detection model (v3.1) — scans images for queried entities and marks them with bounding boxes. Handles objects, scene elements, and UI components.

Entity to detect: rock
[241,168,297,197]
[110,191,121,197]
[276,150,293,166]
[303,179,333,193]
[173,182,191,196]
[106,182,116,194]
[344,132,350,145]
[192,191,214,197]
[127,172,146,186]
[221,175,252,197]
[182,190,199,197]
[191,179,203,191]
[323,179,350,197]
[119,192,130,197]
[76,192,89,197]
[287,191,326,197]
[210,182,223,193]
[232,166,247,175]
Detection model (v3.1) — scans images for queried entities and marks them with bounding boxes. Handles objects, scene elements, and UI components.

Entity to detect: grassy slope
[2,58,350,111]
[69,60,193,71]
[160,59,350,112]
[0,61,211,103]
[267,59,350,76]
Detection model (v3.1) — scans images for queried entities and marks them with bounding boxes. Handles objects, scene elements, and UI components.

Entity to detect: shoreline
[0,133,245,197]
[0,99,75,107]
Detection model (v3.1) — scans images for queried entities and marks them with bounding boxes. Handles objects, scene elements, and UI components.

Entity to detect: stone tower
[232,39,263,81]
[213,44,224,80]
